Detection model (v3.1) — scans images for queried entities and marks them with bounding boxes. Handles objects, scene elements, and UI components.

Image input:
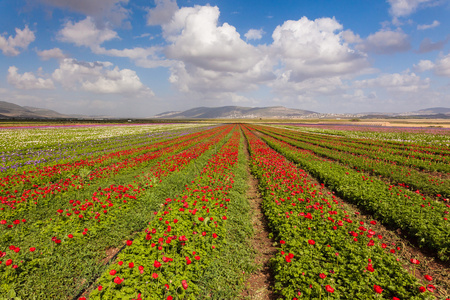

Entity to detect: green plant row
[254,125,450,199]
[88,127,255,300]
[251,127,450,261]
[0,125,229,228]
[266,125,450,174]
[0,125,234,299]
[242,125,432,300]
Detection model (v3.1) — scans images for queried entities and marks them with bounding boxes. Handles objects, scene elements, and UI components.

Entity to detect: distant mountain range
[0,100,449,120]
[153,106,317,119]
[0,101,109,119]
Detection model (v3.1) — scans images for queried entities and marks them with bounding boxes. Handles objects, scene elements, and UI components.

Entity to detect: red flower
[374,285,383,294]
[212,233,218,238]
[419,286,426,293]
[129,262,134,268]
[152,273,158,279]
[114,277,123,285]
[308,239,315,245]
[167,296,173,300]
[319,273,326,279]
[68,234,74,238]
[367,239,375,247]
[325,285,334,293]
[126,240,133,246]
[109,269,117,276]
[154,260,161,268]
[424,275,432,281]
[280,240,286,244]
[182,280,188,290]
[98,286,103,291]
[5,259,12,266]
[410,258,420,265]
[426,284,436,292]
[29,247,36,252]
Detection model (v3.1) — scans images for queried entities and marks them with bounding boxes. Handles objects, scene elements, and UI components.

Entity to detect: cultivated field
[0,122,448,299]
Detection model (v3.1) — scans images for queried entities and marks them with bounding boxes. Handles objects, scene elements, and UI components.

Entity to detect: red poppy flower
[29,247,36,252]
[152,273,158,279]
[68,234,74,238]
[129,262,134,268]
[212,233,218,238]
[419,286,426,292]
[154,260,161,268]
[308,240,315,245]
[109,269,117,276]
[374,285,383,294]
[114,277,123,284]
[182,280,188,290]
[325,285,334,293]
[424,275,432,281]
[126,240,132,246]
[410,258,420,265]
[319,273,326,279]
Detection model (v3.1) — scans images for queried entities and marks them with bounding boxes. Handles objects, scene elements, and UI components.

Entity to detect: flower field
[0,122,448,299]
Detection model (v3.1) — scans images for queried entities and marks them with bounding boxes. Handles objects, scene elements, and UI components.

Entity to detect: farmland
[0,122,449,299]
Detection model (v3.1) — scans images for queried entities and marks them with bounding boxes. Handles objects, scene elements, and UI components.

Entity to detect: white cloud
[434,54,450,77]
[417,20,440,30]
[245,29,265,41]
[147,0,179,26]
[356,29,410,54]
[271,17,368,81]
[387,0,437,17]
[36,48,67,60]
[161,5,274,96]
[39,0,130,26]
[95,46,172,68]
[7,66,55,90]
[57,17,118,49]
[413,60,435,72]
[417,37,449,53]
[52,58,154,95]
[354,71,430,93]
[0,26,35,56]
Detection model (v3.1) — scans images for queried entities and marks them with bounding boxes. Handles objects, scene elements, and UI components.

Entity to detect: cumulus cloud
[354,71,430,93]
[245,29,265,41]
[161,5,274,95]
[39,0,129,26]
[95,46,172,68]
[271,17,368,81]
[417,20,440,30]
[0,26,35,56]
[413,60,435,72]
[417,37,449,53]
[356,29,410,54]
[7,66,55,90]
[36,48,67,60]
[434,54,450,77]
[57,17,118,49]
[147,0,179,26]
[387,0,437,17]
[52,58,154,95]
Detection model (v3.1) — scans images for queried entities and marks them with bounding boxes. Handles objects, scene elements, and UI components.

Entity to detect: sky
[0,0,449,117]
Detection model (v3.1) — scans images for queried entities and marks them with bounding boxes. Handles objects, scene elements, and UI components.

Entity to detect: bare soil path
[241,137,279,300]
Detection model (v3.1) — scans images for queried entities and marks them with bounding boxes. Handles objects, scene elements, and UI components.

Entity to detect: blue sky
[0,0,449,117]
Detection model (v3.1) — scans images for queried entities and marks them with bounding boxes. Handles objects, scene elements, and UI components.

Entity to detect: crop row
[248,125,450,261]
[0,125,211,175]
[242,125,434,299]
[255,125,450,199]
[270,125,450,173]
[0,125,235,298]
[88,127,254,299]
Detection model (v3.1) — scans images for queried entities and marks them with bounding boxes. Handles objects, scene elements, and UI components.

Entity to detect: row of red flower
[242,125,434,299]
[88,128,246,299]
[0,125,234,298]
